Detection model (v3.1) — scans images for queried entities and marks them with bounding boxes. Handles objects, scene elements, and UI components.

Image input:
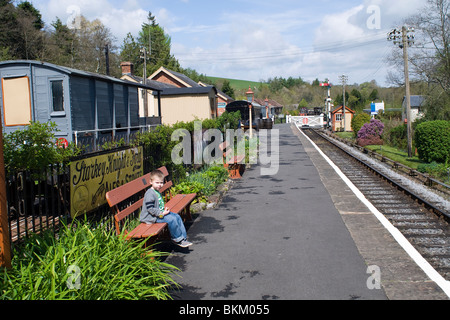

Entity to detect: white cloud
[35,0,427,85]
[302,0,425,85]
[38,0,148,44]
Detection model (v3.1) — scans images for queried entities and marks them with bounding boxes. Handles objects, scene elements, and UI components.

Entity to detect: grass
[334,132,423,169]
[206,76,265,90]
[334,132,355,140]
[365,144,422,169]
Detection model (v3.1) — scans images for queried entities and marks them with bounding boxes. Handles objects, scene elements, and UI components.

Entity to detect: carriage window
[51,80,64,112]
[1,76,32,126]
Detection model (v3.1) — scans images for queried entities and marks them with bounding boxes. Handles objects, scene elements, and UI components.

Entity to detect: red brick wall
[153,73,185,88]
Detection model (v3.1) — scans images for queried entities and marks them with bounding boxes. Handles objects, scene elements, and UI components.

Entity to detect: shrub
[172,165,229,199]
[3,121,80,174]
[385,123,407,150]
[351,113,371,137]
[1,220,179,300]
[357,119,384,147]
[414,120,450,163]
[417,161,450,181]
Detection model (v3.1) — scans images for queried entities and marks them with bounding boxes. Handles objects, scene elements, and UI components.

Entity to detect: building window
[335,114,343,121]
[51,80,64,112]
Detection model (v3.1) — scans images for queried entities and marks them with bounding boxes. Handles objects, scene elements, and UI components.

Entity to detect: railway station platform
[165,123,449,300]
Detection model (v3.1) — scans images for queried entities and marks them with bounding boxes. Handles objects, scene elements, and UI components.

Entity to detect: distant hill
[205,76,264,90]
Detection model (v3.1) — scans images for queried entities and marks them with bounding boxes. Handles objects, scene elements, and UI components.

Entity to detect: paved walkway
[165,123,448,300]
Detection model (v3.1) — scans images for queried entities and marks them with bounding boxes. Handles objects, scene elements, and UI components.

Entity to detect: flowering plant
[357,119,384,147]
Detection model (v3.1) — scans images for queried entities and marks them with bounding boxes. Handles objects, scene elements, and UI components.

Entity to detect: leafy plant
[3,121,80,174]
[351,113,371,138]
[417,161,450,181]
[357,119,384,147]
[385,123,407,150]
[171,165,229,203]
[171,181,205,196]
[414,120,450,163]
[1,219,179,300]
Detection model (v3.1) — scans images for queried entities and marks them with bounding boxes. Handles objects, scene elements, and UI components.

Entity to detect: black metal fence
[4,142,191,248]
[4,122,221,251]
[6,164,71,243]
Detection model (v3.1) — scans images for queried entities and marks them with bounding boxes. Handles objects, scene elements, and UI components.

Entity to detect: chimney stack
[120,62,134,76]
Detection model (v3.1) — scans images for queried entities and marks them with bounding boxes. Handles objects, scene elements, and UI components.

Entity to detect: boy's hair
[150,169,164,180]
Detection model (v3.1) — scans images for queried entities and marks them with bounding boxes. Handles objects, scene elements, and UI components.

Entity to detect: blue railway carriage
[0,60,161,152]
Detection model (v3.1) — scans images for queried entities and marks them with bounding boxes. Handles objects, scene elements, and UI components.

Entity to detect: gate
[288,115,324,128]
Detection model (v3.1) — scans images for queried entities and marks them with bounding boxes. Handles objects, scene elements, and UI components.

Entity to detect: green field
[206,76,265,90]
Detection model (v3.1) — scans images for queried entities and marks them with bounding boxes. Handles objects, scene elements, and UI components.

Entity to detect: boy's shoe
[173,239,193,248]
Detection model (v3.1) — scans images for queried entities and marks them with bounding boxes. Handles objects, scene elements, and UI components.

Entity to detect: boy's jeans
[156,212,187,242]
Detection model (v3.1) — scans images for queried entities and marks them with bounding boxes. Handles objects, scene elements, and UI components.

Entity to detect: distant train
[299,107,323,116]
[225,100,268,129]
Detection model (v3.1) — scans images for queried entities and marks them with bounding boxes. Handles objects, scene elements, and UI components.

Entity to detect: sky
[34,0,427,87]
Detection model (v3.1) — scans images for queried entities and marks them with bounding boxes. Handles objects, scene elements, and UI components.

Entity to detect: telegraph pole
[339,75,348,131]
[104,44,110,76]
[140,47,149,120]
[388,26,415,157]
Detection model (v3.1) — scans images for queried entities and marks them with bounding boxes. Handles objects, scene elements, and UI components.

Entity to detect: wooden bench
[219,141,245,179]
[105,166,196,247]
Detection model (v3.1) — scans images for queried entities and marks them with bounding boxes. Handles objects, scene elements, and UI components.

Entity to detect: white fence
[287,115,324,128]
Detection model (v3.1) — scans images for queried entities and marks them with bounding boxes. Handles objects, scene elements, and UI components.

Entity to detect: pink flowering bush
[357,119,384,147]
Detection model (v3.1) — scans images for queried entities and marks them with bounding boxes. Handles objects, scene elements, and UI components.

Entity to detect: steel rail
[306,128,450,224]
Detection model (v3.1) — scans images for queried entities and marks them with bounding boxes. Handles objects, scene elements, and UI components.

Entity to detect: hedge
[414,120,450,163]
[351,113,371,137]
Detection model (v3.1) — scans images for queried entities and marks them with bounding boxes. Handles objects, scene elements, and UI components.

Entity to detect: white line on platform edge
[296,125,450,298]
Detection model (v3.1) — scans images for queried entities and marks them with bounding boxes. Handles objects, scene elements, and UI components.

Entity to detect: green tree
[17,1,43,30]
[221,80,235,99]
[47,18,76,66]
[0,0,44,60]
[136,12,181,75]
[298,98,308,109]
[368,89,379,101]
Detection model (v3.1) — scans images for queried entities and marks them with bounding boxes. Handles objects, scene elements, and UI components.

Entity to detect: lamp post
[388,25,415,158]
[246,86,254,138]
[264,98,269,119]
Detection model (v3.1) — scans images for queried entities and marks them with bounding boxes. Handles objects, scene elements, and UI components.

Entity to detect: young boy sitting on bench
[140,170,193,248]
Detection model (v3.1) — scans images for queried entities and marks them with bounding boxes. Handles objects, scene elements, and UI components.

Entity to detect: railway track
[301,128,450,281]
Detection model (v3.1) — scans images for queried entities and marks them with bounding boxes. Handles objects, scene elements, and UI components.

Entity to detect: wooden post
[402,26,413,158]
[0,119,12,269]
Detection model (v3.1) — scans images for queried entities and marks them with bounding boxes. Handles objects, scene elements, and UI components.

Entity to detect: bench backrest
[105,166,172,233]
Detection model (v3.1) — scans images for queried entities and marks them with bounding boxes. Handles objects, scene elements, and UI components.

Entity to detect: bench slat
[226,155,245,164]
[157,166,169,177]
[126,222,167,240]
[114,198,144,222]
[167,193,196,214]
[106,173,151,207]
[159,180,173,195]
